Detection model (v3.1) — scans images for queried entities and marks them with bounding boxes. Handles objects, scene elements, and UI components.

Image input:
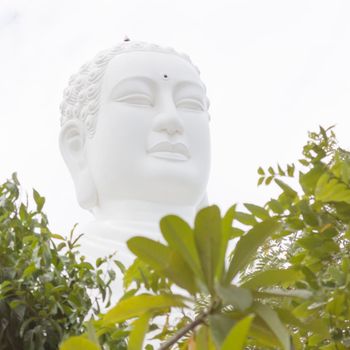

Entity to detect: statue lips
[147,141,190,161]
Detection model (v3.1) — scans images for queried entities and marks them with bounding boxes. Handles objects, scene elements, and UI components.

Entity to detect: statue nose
[152,111,184,136]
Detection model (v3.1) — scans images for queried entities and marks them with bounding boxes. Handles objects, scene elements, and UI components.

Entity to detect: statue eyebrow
[111,76,156,93]
[174,81,206,95]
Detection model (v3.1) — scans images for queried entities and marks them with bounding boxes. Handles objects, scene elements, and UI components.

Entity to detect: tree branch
[158,311,209,350]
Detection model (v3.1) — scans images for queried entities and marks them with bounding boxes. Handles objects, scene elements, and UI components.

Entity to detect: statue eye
[176,98,204,111]
[116,93,153,106]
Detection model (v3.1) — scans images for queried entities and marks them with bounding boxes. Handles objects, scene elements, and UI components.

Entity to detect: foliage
[2,126,350,350]
[61,203,299,349]
[248,126,350,349]
[0,174,116,350]
[60,126,350,350]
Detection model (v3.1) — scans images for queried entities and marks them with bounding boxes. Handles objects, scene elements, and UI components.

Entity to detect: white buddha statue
[59,40,211,265]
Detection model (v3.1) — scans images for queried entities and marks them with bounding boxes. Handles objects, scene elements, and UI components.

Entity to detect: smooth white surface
[59,45,210,256]
[1,0,350,243]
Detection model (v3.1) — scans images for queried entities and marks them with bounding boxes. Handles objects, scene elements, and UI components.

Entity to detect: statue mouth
[147,141,190,161]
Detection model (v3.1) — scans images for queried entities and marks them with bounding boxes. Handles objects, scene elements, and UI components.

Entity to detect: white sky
[1,0,350,234]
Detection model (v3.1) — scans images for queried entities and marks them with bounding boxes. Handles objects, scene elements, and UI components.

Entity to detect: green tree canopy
[0,175,118,350]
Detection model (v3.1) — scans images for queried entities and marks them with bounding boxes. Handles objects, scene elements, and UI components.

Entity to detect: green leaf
[240,268,303,289]
[209,314,235,348]
[319,126,328,140]
[19,203,27,221]
[244,203,270,220]
[277,164,286,176]
[276,308,309,330]
[254,303,291,350]
[127,237,197,293]
[254,288,312,300]
[287,164,295,177]
[315,173,350,203]
[22,263,37,279]
[257,177,264,186]
[194,205,222,293]
[33,189,45,212]
[59,336,101,350]
[333,202,350,222]
[222,205,236,237]
[86,321,99,344]
[265,175,274,185]
[114,260,126,274]
[319,342,347,350]
[340,159,350,184]
[299,166,325,195]
[268,166,275,175]
[216,284,253,311]
[274,179,298,199]
[235,212,257,226]
[194,325,216,350]
[299,158,309,166]
[50,233,65,241]
[297,235,339,258]
[221,315,254,350]
[160,215,202,279]
[249,317,284,348]
[299,200,319,227]
[230,227,245,238]
[128,313,151,350]
[326,292,346,316]
[103,294,185,324]
[257,167,265,175]
[225,220,281,284]
[218,205,237,281]
[267,199,284,214]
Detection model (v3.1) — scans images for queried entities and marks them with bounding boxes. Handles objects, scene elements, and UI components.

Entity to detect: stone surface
[59,42,211,303]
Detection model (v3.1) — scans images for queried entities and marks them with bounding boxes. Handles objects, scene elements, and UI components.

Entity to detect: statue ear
[59,120,98,210]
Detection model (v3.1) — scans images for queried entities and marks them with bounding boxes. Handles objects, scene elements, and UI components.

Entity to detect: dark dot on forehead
[163,74,168,79]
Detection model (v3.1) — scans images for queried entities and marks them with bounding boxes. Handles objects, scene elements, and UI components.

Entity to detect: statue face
[86,51,210,208]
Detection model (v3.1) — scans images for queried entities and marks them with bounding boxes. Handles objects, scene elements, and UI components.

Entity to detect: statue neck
[78,201,196,268]
[91,199,196,234]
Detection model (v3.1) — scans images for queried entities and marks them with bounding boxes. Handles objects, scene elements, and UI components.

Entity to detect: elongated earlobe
[59,120,98,210]
[74,167,98,210]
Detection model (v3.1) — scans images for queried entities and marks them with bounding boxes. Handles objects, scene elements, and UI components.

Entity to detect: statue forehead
[102,51,203,87]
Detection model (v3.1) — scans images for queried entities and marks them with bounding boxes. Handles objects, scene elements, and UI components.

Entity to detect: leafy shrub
[60,127,350,350]
[2,126,350,350]
[250,126,350,349]
[0,174,116,350]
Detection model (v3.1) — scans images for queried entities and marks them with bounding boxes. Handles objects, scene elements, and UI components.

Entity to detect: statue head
[59,41,210,220]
